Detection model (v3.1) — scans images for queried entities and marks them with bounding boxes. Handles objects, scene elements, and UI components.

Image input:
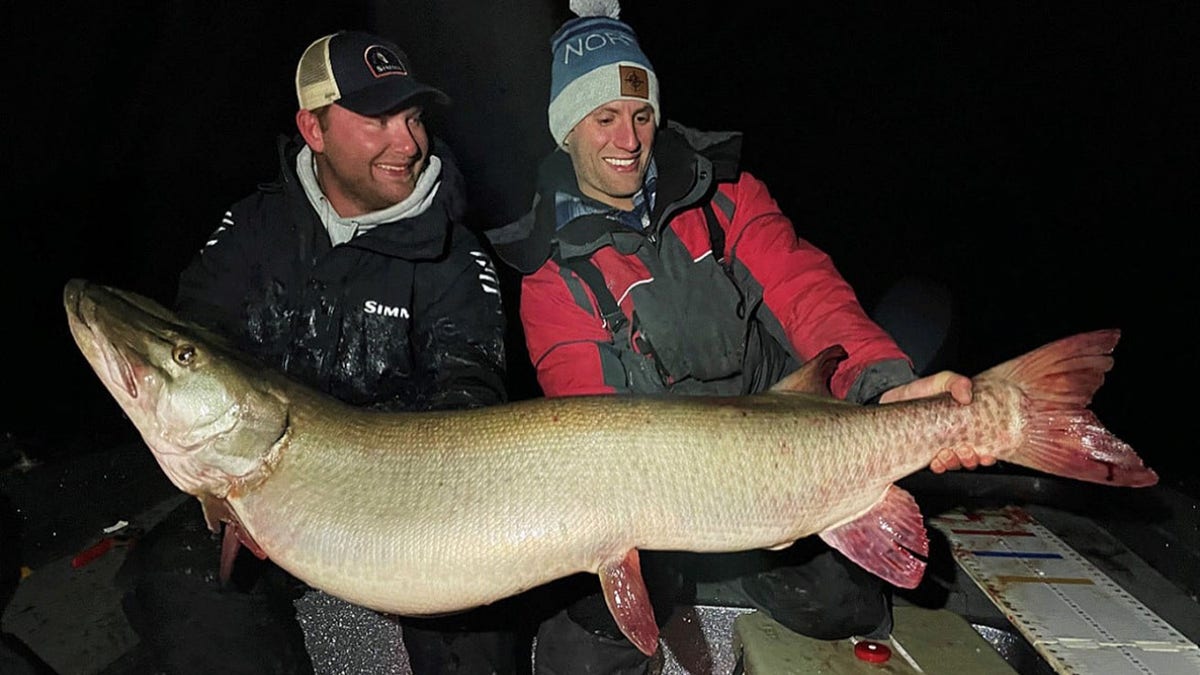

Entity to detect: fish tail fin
[980,329,1158,487]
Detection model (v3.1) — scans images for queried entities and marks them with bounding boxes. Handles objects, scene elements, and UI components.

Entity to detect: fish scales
[238,395,883,611]
[62,279,1157,655]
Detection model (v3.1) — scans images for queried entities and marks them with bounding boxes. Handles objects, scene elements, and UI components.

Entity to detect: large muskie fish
[63,279,1157,655]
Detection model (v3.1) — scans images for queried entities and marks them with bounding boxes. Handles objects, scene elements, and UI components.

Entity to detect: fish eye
[173,344,197,365]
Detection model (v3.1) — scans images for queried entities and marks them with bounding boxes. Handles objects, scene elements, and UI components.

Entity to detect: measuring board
[930,506,1200,674]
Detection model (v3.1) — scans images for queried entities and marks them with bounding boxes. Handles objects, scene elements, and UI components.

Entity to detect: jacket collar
[487,122,744,273]
[277,135,468,261]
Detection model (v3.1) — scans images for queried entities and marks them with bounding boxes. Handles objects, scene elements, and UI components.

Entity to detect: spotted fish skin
[63,279,1157,656]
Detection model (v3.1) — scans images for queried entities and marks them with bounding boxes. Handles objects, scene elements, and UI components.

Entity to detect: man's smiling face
[299,102,431,217]
[565,100,656,211]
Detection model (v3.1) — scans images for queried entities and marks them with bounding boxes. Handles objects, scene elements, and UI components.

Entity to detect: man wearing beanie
[119,30,518,674]
[488,0,985,670]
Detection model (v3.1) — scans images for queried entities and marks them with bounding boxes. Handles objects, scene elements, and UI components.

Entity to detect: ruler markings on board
[930,507,1200,674]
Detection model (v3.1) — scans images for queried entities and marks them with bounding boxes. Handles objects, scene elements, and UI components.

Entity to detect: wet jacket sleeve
[519,259,625,397]
[411,243,508,410]
[719,172,915,402]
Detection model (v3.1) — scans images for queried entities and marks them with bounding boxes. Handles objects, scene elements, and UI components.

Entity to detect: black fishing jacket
[176,135,506,412]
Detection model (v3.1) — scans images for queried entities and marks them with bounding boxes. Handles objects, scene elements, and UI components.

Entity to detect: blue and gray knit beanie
[548,0,660,147]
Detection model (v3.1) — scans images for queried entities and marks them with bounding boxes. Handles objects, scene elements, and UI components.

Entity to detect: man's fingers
[880,371,973,405]
[948,374,973,405]
[927,371,972,404]
[931,449,960,473]
[930,446,998,472]
[955,447,980,470]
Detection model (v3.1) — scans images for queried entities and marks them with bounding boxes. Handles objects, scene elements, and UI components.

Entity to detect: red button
[854,640,892,663]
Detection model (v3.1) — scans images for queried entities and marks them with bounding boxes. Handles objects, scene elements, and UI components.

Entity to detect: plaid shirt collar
[555,158,658,232]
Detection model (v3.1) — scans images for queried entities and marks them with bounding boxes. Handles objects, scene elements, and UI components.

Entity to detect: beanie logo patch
[364,45,409,79]
[619,65,650,100]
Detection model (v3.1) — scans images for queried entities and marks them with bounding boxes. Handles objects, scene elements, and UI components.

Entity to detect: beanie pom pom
[569,0,620,19]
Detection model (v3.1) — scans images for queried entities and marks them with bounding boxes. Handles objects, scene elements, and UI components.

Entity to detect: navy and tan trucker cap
[295,30,450,115]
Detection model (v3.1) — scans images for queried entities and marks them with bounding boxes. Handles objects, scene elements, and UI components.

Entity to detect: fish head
[64,279,289,499]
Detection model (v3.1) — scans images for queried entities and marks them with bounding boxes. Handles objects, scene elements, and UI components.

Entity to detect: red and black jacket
[488,122,915,402]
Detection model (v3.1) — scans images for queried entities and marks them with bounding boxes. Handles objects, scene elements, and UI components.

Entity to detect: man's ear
[296,109,325,152]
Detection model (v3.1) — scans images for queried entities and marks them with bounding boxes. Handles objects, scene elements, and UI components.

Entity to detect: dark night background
[5,2,1197,495]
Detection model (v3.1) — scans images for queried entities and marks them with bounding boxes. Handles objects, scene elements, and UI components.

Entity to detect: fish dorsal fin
[598,549,660,656]
[770,344,847,396]
[818,485,930,589]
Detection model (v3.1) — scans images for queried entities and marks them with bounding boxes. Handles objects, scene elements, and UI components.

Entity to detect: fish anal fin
[598,549,660,656]
[770,345,847,396]
[819,485,929,589]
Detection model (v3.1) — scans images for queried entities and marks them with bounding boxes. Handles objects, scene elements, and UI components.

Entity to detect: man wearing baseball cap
[121,30,517,674]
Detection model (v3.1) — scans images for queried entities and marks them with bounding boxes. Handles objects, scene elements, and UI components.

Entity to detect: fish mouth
[101,336,140,400]
[63,279,92,345]
[64,280,140,400]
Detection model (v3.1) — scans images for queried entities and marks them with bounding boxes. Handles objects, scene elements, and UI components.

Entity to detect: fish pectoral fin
[218,521,269,586]
[818,485,931,589]
[598,549,660,657]
[219,524,241,585]
[198,495,226,534]
[201,495,268,585]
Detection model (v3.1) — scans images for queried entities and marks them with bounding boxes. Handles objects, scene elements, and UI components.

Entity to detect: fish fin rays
[819,485,930,589]
[770,344,847,396]
[598,549,660,656]
[219,524,241,584]
[201,495,269,585]
[977,329,1158,487]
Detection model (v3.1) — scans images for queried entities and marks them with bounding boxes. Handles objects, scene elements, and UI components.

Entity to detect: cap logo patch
[619,65,649,99]
[363,45,409,79]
